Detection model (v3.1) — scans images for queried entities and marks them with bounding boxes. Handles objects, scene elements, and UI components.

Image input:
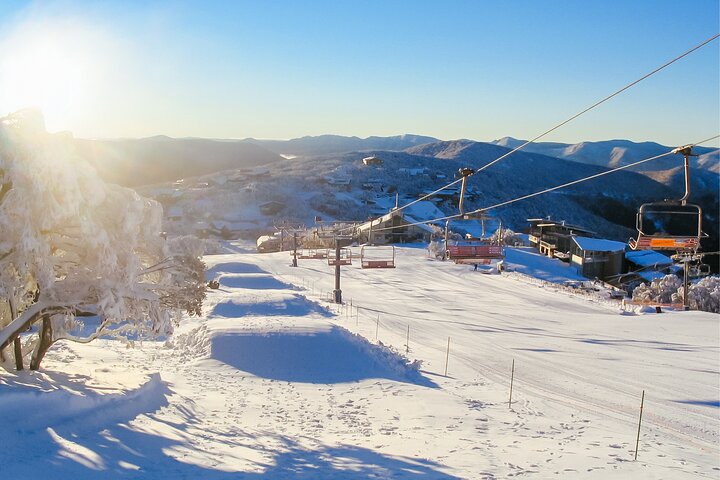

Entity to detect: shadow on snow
[211,294,333,319]
[206,262,269,279]
[1,374,452,479]
[211,326,437,387]
[219,275,295,290]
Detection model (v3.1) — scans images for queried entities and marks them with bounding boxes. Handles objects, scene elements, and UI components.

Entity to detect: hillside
[243,134,439,156]
[144,142,683,246]
[74,136,284,187]
[3,245,717,478]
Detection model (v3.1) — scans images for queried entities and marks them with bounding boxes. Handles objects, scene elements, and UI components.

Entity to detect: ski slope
[1,244,718,478]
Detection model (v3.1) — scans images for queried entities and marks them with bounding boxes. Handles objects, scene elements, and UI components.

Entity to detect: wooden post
[356,306,359,327]
[444,337,450,376]
[375,315,379,341]
[406,324,410,354]
[635,390,645,460]
[509,358,515,408]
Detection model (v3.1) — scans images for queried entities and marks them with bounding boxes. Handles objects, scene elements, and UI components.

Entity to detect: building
[527,218,596,259]
[362,156,384,166]
[357,210,433,244]
[398,167,428,176]
[569,236,626,280]
[621,250,680,285]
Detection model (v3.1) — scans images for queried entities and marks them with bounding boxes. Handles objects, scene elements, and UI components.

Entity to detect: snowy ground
[2,244,718,479]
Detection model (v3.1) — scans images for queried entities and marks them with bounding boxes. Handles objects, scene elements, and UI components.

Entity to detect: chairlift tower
[331,235,353,303]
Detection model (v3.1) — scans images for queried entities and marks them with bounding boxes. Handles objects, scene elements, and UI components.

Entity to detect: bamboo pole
[509,359,515,408]
[635,390,645,460]
[406,325,410,354]
[444,337,450,376]
[375,315,379,341]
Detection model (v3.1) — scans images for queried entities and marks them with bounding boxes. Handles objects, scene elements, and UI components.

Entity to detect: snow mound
[210,293,333,318]
[166,325,212,360]
[210,325,436,386]
[218,273,295,290]
[206,261,268,279]
[0,373,169,432]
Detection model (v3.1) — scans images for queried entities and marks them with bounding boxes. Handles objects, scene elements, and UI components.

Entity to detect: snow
[2,244,718,478]
[626,250,673,268]
[504,247,585,283]
[572,236,627,252]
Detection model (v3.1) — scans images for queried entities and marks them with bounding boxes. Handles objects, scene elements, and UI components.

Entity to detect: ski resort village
[1,2,719,479]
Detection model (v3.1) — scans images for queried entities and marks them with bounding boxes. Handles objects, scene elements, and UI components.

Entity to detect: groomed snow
[1,244,718,478]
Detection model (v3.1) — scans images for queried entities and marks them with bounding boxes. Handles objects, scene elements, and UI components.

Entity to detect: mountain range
[491,136,719,173]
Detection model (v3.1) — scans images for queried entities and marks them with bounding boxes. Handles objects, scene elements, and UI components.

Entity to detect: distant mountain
[74,136,283,187]
[491,137,718,172]
[243,134,439,156]
[405,140,671,201]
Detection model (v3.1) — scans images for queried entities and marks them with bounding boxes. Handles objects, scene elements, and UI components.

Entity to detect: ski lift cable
[367,134,719,234]
[355,33,720,231]
[471,33,720,176]
[472,134,720,214]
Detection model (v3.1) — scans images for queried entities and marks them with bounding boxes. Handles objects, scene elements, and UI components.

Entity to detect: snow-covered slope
[492,137,719,173]
[244,134,439,156]
[2,245,717,478]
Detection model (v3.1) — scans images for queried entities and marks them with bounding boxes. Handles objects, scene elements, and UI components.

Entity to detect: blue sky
[0,0,718,145]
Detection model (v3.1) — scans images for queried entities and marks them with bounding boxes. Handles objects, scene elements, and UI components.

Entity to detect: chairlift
[629,146,705,252]
[628,202,704,250]
[444,212,505,265]
[327,247,352,266]
[360,245,396,268]
[297,248,327,260]
[688,262,711,278]
[673,252,712,278]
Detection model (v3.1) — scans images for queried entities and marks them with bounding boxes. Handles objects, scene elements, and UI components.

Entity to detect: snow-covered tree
[632,274,720,313]
[632,275,682,305]
[672,275,720,313]
[491,227,522,246]
[0,110,206,370]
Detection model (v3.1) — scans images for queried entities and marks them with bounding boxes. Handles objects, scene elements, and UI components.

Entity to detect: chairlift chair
[360,245,396,268]
[629,146,705,252]
[444,212,505,265]
[297,248,327,260]
[628,202,704,251]
[327,247,352,266]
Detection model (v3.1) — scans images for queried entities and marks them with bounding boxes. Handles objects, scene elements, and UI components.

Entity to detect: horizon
[65,129,719,149]
[0,1,718,147]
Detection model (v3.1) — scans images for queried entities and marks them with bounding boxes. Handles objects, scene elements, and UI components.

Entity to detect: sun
[0,22,102,133]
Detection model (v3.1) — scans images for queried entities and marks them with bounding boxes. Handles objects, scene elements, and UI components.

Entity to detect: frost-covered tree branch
[0,110,207,370]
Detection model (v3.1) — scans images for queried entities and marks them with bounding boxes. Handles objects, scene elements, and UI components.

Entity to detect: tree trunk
[29,315,53,371]
[13,338,23,370]
[9,298,23,370]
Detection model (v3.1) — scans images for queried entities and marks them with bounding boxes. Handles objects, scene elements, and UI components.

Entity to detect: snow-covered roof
[404,215,434,233]
[572,236,626,252]
[625,250,672,267]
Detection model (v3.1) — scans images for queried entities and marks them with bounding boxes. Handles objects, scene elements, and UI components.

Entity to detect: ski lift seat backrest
[360,246,395,268]
[447,243,504,264]
[327,247,352,265]
[630,202,703,251]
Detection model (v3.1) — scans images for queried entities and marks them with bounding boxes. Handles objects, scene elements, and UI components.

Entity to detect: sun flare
[0,23,104,133]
